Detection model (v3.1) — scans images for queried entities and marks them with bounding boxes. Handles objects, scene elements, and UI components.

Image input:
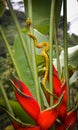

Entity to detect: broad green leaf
[0,0,6,17]
[0,99,34,124]
[24,0,62,34]
[24,0,51,34]
[13,29,48,96]
[14,32,35,95]
[36,55,45,66]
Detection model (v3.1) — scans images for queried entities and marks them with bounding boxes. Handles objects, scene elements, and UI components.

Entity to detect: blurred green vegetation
[0,9,26,100]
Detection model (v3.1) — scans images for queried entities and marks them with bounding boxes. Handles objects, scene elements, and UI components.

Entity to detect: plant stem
[6,0,33,79]
[0,26,22,80]
[54,23,61,77]
[63,0,70,108]
[27,0,41,107]
[49,0,55,106]
[49,1,56,129]
[0,81,14,115]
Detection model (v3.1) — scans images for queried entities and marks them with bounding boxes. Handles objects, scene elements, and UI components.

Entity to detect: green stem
[49,0,55,106]
[54,24,61,77]
[63,0,70,108]
[0,26,22,80]
[49,1,56,129]
[6,0,33,78]
[0,81,14,115]
[27,0,41,107]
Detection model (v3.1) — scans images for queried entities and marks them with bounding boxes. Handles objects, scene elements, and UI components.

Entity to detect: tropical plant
[0,0,78,130]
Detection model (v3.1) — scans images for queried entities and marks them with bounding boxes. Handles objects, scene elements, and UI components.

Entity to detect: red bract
[48,65,68,118]
[12,120,41,130]
[14,79,40,122]
[53,66,68,118]
[37,107,59,129]
[54,82,67,118]
[56,109,77,130]
[12,77,64,130]
[53,65,62,95]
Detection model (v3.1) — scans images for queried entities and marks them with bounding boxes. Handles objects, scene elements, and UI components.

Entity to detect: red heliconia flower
[11,77,64,130]
[56,109,77,130]
[47,65,68,118]
[13,79,40,122]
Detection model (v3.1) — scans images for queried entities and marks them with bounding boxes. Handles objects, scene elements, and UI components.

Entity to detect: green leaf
[24,0,62,34]
[36,55,45,66]
[0,0,6,17]
[13,32,35,95]
[24,0,51,34]
[0,99,34,124]
[13,29,48,96]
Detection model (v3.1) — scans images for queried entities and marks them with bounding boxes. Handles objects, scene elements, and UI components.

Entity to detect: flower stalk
[26,0,41,106]
[49,0,55,106]
[63,0,70,108]
[54,23,61,77]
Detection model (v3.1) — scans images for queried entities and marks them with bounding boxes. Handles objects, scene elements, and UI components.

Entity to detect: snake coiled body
[28,33,53,95]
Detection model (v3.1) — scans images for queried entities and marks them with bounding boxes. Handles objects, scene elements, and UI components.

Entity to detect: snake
[27,33,53,95]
